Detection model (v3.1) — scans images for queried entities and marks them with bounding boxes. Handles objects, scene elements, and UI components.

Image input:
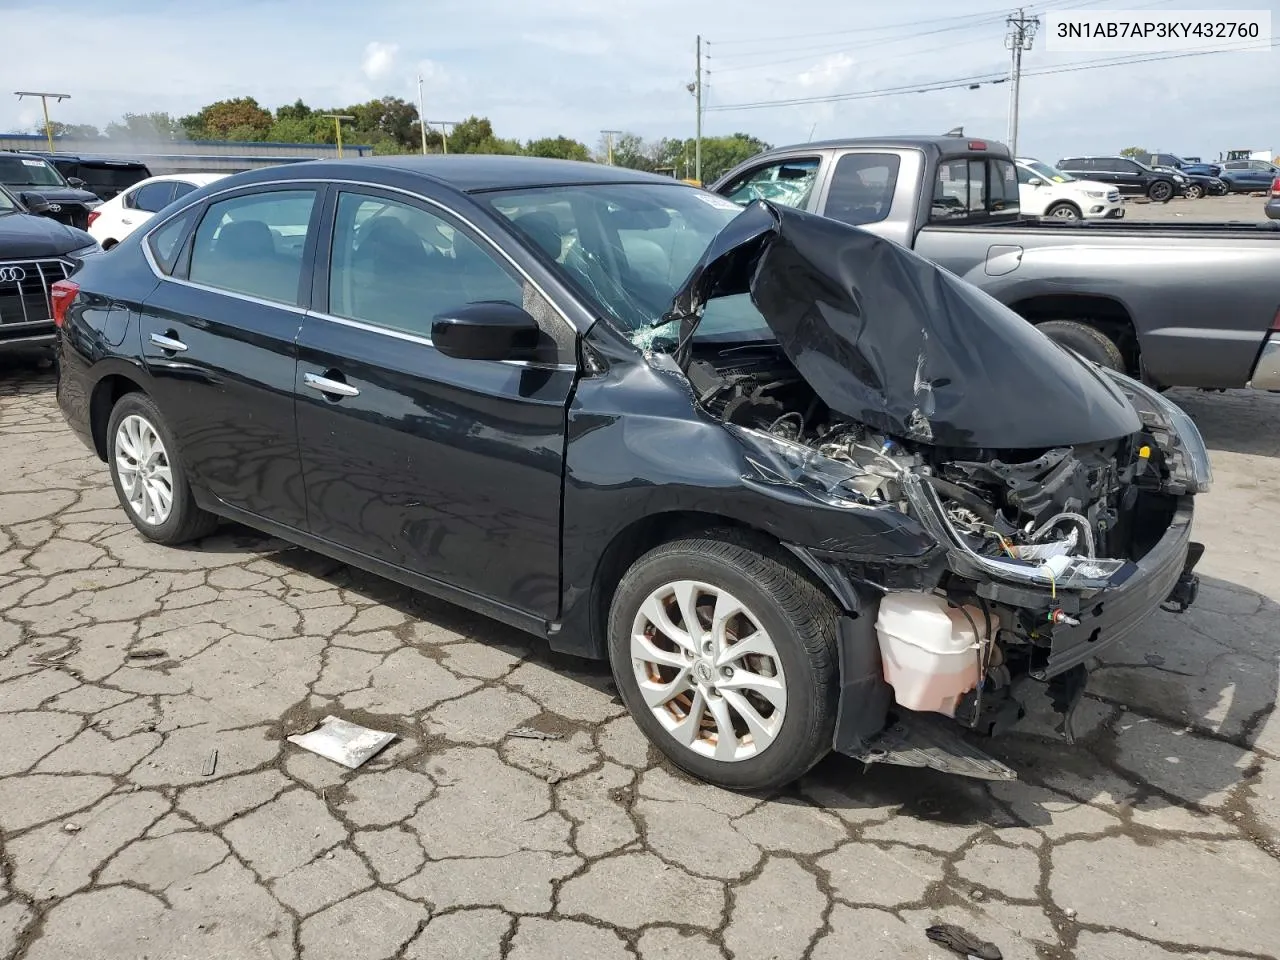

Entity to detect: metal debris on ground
[509,726,563,741]
[126,648,167,661]
[925,923,1003,960]
[201,749,218,777]
[287,715,397,769]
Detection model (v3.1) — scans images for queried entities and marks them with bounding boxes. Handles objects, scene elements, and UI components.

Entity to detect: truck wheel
[1148,180,1173,202]
[1045,202,1081,220]
[1183,183,1204,200]
[607,532,839,791]
[1037,320,1125,372]
[107,392,219,545]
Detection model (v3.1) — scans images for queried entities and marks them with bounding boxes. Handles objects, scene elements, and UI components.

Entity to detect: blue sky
[1,0,1276,162]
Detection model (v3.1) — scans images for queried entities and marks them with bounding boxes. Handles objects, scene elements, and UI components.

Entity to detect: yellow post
[14,91,70,153]
[323,114,355,158]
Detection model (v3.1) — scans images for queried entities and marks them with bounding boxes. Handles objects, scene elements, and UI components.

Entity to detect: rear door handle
[121,218,133,225]
[303,372,360,398]
[149,332,187,352]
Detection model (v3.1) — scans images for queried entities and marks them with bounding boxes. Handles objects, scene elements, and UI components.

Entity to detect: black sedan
[54,157,1207,790]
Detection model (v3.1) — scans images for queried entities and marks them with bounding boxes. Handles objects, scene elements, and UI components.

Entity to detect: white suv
[88,173,226,249]
[1015,158,1124,220]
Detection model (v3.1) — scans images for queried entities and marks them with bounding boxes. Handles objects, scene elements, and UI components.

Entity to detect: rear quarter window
[930,157,1020,222]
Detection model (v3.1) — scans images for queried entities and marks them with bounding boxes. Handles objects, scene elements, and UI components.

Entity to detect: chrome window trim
[139,176,581,339]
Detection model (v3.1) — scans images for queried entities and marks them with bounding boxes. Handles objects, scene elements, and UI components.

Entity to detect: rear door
[293,186,577,619]
[138,184,320,529]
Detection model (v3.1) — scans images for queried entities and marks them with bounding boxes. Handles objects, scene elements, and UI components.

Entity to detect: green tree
[45,121,102,140]
[1119,146,1147,159]
[598,132,653,170]
[104,112,183,141]
[447,116,522,155]
[181,97,273,140]
[649,133,770,183]
[341,96,422,151]
[275,99,313,123]
[525,136,592,161]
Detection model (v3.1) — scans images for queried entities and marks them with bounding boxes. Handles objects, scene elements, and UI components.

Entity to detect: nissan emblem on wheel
[56,155,1208,791]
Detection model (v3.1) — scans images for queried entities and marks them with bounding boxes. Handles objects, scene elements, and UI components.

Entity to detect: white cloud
[362,41,399,81]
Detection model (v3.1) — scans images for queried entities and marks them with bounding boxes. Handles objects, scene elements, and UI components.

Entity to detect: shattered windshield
[483,182,773,345]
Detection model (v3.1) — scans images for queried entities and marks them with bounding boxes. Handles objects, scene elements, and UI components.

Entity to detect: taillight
[86,210,100,228]
[968,140,988,151]
[1272,307,1280,332]
[1271,177,1280,196]
[50,279,79,328]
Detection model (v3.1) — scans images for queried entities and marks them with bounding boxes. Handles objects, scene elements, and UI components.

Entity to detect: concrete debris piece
[509,726,562,741]
[287,715,396,769]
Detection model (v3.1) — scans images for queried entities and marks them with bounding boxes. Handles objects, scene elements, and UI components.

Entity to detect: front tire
[1036,320,1125,371]
[107,392,218,545]
[1183,183,1204,200]
[608,533,839,791]
[1045,202,1081,220]
[1147,180,1173,202]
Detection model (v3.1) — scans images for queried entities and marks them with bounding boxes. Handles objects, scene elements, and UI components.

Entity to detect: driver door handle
[303,372,360,398]
[149,332,187,352]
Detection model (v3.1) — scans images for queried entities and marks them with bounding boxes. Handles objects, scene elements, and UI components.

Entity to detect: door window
[171,181,199,202]
[824,153,900,226]
[328,192,524,340]
[719,158,820,209]
[131,181,176,213]
[188,190,317,305]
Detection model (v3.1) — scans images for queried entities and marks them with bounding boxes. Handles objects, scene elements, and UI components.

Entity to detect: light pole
[1004,8,1039,158]
[323,114,355,158]
[430,120,460,154]
[417,75,428,155]
[15,91,71,153]
[601,129,623,165]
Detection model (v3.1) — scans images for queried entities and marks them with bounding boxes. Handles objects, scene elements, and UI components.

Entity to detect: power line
[705,38,1276,113]
[709,4,1038,47]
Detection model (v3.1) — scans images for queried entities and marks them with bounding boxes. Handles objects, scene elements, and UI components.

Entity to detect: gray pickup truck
[711,135,1280,391]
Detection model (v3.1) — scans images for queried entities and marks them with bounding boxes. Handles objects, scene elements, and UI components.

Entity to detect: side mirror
[67,177,88,189]
[1026,177,1044,187]
[19,192,51,215]
[432,302,540,361]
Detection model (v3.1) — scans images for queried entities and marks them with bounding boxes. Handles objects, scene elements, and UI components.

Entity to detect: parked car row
[1138,151,1280,194]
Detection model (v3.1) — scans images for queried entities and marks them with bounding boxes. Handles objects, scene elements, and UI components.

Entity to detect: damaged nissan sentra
[55,158,1207,792]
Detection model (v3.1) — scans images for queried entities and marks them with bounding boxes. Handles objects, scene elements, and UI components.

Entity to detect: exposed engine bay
[683,341,1203,761]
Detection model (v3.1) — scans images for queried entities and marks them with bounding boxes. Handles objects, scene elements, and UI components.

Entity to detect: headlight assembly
[1101,369,1212,493]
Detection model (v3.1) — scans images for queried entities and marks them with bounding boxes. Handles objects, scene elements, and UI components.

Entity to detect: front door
[294,187,576,619]
[138,186,319,529]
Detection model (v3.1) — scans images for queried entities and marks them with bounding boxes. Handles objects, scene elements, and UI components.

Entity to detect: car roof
[134,173,226,185]
[254,155,681,194]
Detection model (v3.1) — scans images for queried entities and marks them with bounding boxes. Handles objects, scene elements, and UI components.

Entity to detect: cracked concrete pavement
[1,359,1278,960]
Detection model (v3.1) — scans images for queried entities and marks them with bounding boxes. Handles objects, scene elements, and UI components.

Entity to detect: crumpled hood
[0,212,92,258]
[666,201,1142,449]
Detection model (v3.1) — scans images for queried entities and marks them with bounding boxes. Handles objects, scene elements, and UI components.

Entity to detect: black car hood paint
[7,186,99,205]
[0,212,91,258]
[666,201,1142,449]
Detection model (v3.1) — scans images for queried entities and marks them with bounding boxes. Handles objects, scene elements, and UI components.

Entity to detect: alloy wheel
[114,414,174,526]
[1050,205,1079,219]
[630,579,787,762]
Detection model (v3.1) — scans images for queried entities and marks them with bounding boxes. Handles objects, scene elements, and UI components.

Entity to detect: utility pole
[601,129,623,165]
[417,75,428,155]
[1004,8,1039,158]
[323,114,355,158]
[693,36,704,184]
[15,91,70,153]
[430,121,460,154]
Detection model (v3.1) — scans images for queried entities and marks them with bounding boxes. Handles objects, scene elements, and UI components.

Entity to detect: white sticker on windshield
[21,159,44,167]
[695,193,744,211]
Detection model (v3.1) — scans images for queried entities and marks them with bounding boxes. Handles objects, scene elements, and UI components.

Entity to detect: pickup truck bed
[712,137,1280,391]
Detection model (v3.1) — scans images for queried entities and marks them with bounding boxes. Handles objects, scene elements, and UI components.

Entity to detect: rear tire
[1147,180,1173,202]
[1045,202,1081,220]
[607,532,839,791]
[107,392,218,545]
[1037,320,1125,372]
